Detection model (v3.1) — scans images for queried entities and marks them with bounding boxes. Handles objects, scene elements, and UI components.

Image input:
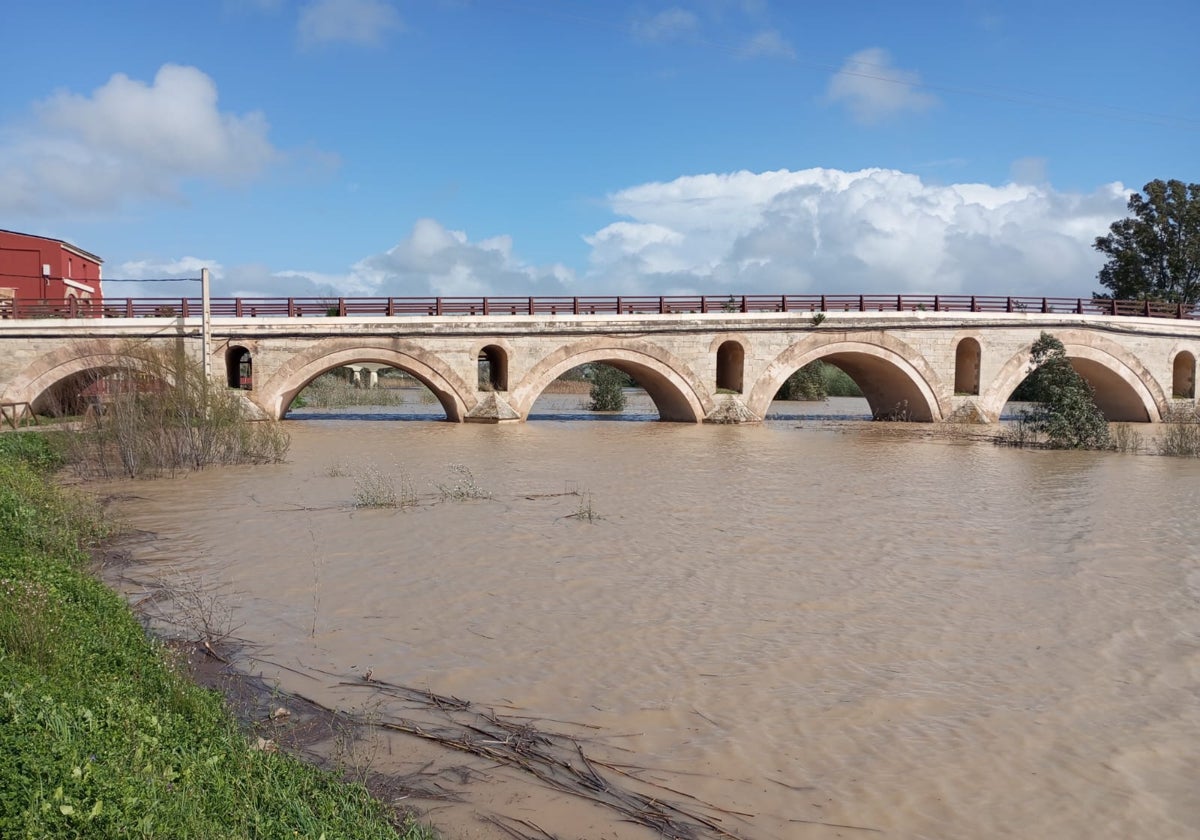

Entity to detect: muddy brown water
[102,395,1200,839]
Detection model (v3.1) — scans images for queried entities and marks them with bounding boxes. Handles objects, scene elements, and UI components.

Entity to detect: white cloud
[298,0,403,48]
[584,167,1128,297]
[631,7,700,42]
[159,168,1127,304]
[0,64,277,215]
[738,29,794,59]
[827,47,939,124]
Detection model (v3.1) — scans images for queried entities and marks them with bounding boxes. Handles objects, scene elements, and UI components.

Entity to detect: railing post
[1006,297,1013,313]
[483,298,490,315]
[573,296,579,315]
[1042,298,1049,313]
[970,295,978,312]
[287,298,296,317]
[659,296,665,314]
[701,297,709,314]
[1144,299,1151,317]
[68,296,78,318]
[617,296,623,314]
[1076,299,1083,314]
[387,297,395,317]
[235,298,244,317]
[897,294,903,311]
[126,299,134,318]
[741,295,747,313]
[529,297,535,315]
[934,295,941,312]
[858,295,864,312]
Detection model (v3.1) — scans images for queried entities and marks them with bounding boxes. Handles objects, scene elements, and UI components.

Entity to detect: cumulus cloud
[0,64,277,215]
[149,168,1126,303]
[584,167,1128,297]
[631,7,700,42]
[298,0,403,48]
[827,47,939,124]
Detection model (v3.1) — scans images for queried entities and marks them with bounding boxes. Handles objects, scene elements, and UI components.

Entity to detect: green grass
[0,433,435,839]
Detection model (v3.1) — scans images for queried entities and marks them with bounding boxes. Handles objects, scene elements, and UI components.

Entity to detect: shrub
[1018,332,1110,449]
[588,364,628,412]
[54,342,289,479]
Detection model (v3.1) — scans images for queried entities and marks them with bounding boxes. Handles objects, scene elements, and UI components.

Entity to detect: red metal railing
[0,294,1195,320]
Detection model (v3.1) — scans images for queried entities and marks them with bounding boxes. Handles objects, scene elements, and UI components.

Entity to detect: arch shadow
[513,340,707,422]
[748,336,945,422]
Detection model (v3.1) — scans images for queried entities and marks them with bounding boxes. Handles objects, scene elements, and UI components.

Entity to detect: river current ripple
[104,397,1200,839]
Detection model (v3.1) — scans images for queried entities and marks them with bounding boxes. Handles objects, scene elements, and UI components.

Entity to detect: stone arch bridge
[2,307,1199,425]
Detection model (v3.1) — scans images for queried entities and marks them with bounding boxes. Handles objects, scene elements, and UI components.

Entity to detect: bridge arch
[513,339,707,422]
[1,343,180,416]
[748,335,946,422]
[257,341,473,421]
[983,333,1166,422]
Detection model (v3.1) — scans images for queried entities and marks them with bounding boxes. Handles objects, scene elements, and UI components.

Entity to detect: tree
[1020,332,1110,450]
[588,364,628,412]
[1094,179,1200,303]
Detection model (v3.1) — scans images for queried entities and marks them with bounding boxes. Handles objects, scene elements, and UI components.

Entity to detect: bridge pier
[464,392,522,423]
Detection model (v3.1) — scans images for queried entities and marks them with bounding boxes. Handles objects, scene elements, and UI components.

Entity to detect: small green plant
[721,295,739,313]
[810,312,827,326]
[435,463,490,501]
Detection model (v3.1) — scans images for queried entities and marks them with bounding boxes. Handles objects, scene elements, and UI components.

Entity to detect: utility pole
[201,267,212,380]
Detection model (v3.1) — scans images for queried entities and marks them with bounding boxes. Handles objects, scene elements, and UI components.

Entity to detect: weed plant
[0,434,433,839]
[57,342,289,479]
[1155,405,1200,457]
[435,463,491,501]
[353,463,418,508]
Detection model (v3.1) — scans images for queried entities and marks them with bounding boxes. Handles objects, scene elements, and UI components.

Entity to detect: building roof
[0,228,104,264]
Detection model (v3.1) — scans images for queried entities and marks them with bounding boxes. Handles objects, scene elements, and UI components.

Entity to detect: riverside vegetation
[0,433,433,839]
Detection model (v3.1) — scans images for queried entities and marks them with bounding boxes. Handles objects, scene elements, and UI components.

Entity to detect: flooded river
[104,395,1200,839]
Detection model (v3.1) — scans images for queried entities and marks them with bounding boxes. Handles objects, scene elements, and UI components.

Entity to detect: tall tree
[1094,179,1200,303]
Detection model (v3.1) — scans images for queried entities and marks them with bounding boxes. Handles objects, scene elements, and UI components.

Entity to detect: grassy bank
[0,433,431,839]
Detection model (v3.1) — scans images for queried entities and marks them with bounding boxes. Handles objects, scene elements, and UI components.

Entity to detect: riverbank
[0,433,433,839]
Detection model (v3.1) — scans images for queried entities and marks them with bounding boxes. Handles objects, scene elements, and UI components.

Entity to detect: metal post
[201,267,212,381]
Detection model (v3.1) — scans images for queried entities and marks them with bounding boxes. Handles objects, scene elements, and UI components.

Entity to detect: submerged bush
[588,364,628,412]
[57,342,289,478]
[1017,332,1110,450]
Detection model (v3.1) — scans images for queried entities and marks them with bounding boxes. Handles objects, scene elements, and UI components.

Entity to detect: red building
[0,229,103,306]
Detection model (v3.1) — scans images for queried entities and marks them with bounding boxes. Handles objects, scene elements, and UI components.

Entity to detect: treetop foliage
[1094,179,1200,304]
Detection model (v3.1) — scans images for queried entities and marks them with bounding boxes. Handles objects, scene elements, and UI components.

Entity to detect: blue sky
[2,0,1197,300]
